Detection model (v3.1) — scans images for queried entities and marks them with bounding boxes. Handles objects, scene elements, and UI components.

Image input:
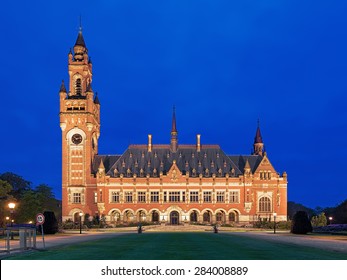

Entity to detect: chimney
[196,134,201,152]
[148,134,152,152]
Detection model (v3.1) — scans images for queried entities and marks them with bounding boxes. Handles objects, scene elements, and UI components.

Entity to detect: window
[190,191,199,202]
[151,192,159,203]
[169,191,180,202]
[111,191,119,203]
[125,192,133,203]
[216,191,225,203]
[203,191,212,203]
[73,193,81,204]
[138,191,146,203]
[75,78,82,95]
[230,191,239,203]
[182,191,185,202]
[94,192,97,203]
[259,197,271,212]
[164,192,167,202]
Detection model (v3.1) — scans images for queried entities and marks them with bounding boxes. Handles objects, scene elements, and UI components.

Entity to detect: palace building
[60,29,288,225]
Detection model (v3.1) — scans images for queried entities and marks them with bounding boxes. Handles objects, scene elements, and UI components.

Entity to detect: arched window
[190,211,198,222]
[152,211,159,222]
[203,211,211,222]
[75,78,82,95]
[259,197,271,212]
[216,212,225,223]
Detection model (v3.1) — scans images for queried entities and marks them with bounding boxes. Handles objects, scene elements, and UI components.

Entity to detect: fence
[0,225,37,254]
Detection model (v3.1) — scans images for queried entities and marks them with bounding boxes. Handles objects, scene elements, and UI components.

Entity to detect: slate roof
[93,155,121,174]
[228,155,263,174]
[75,30,86,48]
[92,145,264,178]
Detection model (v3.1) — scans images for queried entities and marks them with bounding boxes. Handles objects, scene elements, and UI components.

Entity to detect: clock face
[71,133,83,145]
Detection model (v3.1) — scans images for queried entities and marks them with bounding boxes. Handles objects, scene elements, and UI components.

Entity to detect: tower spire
[253,120,264,156]
[170,106,178,152]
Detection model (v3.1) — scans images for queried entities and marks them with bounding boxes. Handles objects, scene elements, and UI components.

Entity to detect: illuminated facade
[60,29,287,225]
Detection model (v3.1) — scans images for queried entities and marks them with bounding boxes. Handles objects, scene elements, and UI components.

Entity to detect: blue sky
[0,0,346,208]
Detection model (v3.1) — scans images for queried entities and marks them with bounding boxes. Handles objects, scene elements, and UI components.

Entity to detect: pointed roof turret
[59,80,67,93]
[73,24,88,61]
[75,28,87,48]
[244,159,251,172]
[86,83,93,93]
[94,92,100,105]
[254,119,263,144]
[253,120,264,156]
[170,106,178,152]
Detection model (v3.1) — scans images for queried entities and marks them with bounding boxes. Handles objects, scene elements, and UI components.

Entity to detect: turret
[170,106,178,152]
[253,120,264,156]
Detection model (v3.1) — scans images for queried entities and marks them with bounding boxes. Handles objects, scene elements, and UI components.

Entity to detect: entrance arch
[170,211,179,225]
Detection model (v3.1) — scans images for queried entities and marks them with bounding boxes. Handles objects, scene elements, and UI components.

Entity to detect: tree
[0,180,14,227]
[287,201,315,220]
[311,212,327,227]
[291,211,313,234]
[15,190,41,223]
[331,200,347,224]
[0,172,31,199]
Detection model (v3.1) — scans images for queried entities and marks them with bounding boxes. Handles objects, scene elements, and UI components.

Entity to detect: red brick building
[60,29,287,225]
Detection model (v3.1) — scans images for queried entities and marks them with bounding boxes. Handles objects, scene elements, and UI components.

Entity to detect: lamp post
[273,212,277,234]
[79,212,83,234]
[8,203,15,226]
[329,216,333,225]
[8,203,16,240]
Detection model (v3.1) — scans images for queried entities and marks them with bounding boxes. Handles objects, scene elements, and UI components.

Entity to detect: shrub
[311,212,327,227]
[291,211,312,234]
[38,211,59,234]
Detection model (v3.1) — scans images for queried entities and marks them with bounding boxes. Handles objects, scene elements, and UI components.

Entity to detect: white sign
[36,213,45,225]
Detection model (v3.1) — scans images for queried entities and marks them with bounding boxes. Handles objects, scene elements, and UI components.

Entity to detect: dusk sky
[1,0,346,209]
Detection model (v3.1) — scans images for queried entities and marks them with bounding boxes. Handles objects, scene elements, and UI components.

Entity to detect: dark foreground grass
[4,232,347,260]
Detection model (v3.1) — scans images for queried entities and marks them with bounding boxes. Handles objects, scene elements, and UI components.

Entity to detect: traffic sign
[36,213,45,225]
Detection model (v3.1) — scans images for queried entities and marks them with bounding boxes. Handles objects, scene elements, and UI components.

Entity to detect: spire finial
[171,105,177,133]
[257,118,260,128]
[79,15,82,32]
[170,106,178,152]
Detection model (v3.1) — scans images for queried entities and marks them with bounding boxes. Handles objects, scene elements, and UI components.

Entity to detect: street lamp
[8,202,16,240]
[329,216,333,225]
[8,203,15,227]
[273,212,277,234]
[79,212,83,234]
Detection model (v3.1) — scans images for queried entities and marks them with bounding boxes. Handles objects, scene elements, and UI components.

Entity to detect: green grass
[4,232,347,260]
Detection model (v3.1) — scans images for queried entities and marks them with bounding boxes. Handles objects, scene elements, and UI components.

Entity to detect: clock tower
[59,28,100,220]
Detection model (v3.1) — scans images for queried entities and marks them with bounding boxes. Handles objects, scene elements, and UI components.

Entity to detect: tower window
[73,193,81,204]
[75,78,82,95]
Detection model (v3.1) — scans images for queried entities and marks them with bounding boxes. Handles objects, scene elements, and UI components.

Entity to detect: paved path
[225,231,347,253]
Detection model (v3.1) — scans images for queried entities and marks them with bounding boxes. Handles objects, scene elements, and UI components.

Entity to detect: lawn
[4,232,347,260]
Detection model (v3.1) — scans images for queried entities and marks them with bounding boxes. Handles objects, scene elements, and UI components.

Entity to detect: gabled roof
[228,155,263,174]
[104,145,242,178]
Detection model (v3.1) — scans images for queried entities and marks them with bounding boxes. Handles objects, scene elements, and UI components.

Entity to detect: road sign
[36,213,45,225]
